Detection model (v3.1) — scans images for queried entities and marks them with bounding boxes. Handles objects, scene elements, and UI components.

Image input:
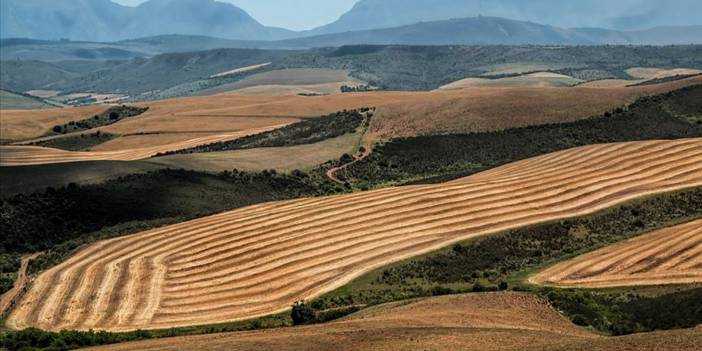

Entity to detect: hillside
[0,0,295,42]
[82,293,702,351]
[310,0,702,34]
[0,90,57,110]
[286,17,702,48]
[6,138,702,331]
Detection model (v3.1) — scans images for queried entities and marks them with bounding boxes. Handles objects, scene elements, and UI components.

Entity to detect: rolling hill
[7,138,702,332]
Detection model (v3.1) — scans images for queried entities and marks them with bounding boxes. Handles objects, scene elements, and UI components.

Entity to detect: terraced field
[7,138,702,332]
[0,125,285,166]
[531,220,702,288]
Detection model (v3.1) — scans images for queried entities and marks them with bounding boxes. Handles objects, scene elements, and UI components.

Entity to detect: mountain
[281,17,702,48]
[0,0,296,42]
[310,0,702,35]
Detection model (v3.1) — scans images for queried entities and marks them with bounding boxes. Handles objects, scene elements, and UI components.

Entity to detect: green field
[0,90,56,110]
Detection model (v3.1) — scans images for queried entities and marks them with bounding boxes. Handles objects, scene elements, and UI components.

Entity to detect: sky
[112,0,359,30]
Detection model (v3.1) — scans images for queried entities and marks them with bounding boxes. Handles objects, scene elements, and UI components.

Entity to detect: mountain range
[2,0,702,42]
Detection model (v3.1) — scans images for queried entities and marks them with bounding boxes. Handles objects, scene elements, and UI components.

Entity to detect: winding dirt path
[0,253,41,316]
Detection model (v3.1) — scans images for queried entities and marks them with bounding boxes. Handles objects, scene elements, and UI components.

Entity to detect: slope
[83,293,702,351]
[530,219,702,288]
[7,138,702,331]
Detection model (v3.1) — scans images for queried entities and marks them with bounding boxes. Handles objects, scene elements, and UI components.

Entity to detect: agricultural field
[0,126,283,166]
[530,220,702,288]
[0,90,57,110]
[6,138,702,332]
[79,293,702,351]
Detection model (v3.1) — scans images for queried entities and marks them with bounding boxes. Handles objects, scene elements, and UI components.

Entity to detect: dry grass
[370,75,702,139]
[226,81,363,96]
[83,293,702,351]
[530,219,702,288]
[148,133,361,172]
[0,105,109,140]
[7,138,702,332]
[3,74,699,162]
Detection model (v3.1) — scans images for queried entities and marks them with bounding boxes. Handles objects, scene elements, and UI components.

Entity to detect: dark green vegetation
[544,287,702,336]
[0,168,342,275]
[343,84,702,186]
[0,161,166,196]
[306,187,702,334]
[33,132,117,151]
[4,45,702,97]
[46,106,148,136]
[280,45,702,90]
[169,108,372,155]
[0,254,21,295]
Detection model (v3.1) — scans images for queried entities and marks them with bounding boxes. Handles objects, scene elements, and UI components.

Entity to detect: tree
[291,301,316,325]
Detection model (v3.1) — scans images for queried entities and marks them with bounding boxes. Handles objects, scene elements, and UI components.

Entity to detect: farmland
[78,293,702,351]
[6,138,702,332]
[530,220,702,288]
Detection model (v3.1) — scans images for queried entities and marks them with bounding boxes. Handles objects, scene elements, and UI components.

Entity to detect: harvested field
[530,220,702,288]
[7,138,702,332]
[0,125,286,166]
[0,105,109,140]
[84,293,702,351]
[437,72,582,90]
[370,75,702,139]
[3,75,699,144]
[149,133,361,172]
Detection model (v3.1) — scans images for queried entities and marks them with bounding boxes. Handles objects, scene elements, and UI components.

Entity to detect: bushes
[291,301,317,325]
[47,106,148,136]
[544,288,702,335]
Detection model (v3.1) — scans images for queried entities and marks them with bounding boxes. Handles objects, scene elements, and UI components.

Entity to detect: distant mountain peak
[0,0,296,41]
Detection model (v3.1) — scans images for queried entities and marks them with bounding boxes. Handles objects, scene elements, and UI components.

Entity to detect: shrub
[291,301,316,325]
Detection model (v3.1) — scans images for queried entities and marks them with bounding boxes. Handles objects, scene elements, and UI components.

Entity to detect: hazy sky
[112,0,359,30]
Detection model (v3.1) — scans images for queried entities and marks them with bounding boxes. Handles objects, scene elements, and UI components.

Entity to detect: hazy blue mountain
[310,0,702,35]
[281,17,702,48]
[0,0,295,41]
